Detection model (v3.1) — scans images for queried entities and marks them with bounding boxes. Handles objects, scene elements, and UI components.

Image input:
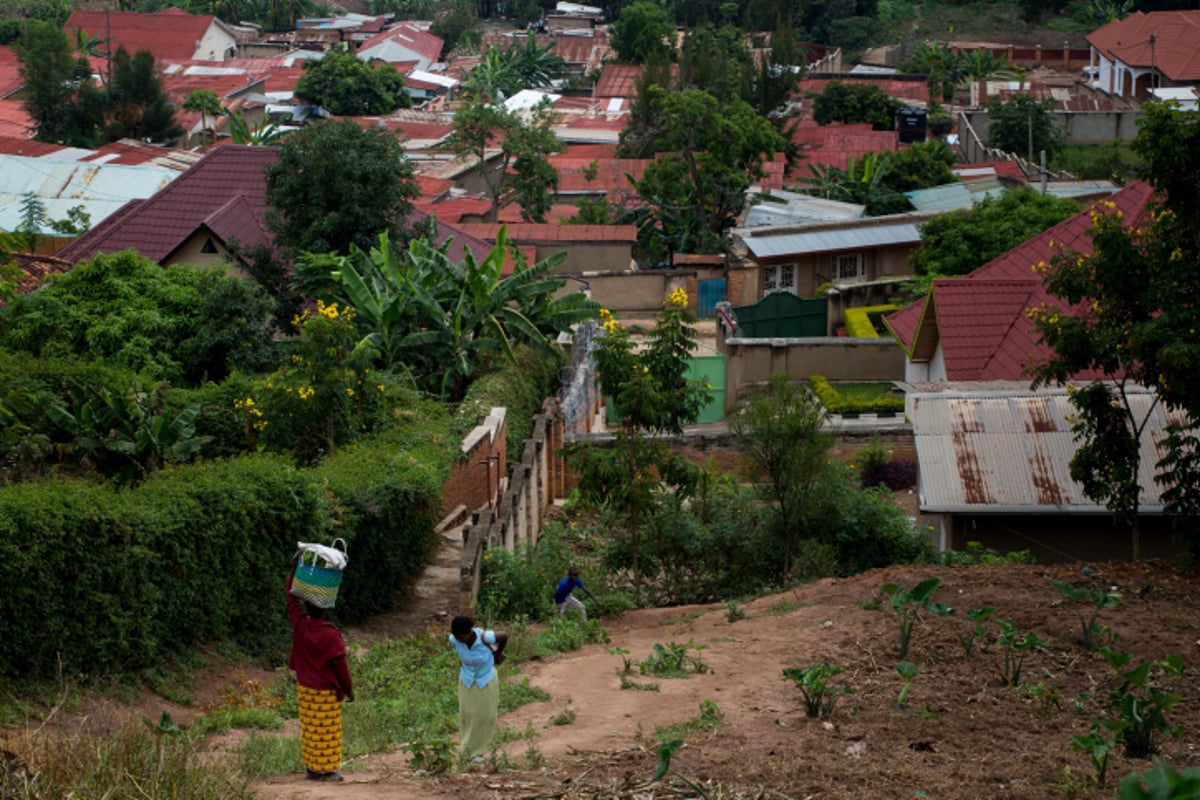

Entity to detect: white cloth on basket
[296,541,348,570]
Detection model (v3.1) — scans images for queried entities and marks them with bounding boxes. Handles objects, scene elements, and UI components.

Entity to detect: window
[762,263,796,295]
[832,252,865,283]
[201,237,219,254]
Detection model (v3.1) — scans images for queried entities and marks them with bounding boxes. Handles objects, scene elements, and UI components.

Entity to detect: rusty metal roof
[908,384,1180,514]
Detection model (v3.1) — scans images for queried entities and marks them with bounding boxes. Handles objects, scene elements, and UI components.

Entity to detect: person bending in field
[554,566,598,620]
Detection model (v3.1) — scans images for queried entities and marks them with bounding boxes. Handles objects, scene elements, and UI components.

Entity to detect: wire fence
[557,320,601,435]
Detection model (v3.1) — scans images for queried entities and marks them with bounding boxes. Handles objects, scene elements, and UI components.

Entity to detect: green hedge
[843,304,902,338]
[808,375,905,415]
[0,406,455,681]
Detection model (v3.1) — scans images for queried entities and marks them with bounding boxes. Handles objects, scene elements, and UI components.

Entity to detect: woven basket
[291,539,347,609]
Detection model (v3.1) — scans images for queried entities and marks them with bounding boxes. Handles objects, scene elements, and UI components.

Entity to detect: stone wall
[458,399,569,614]
[441,407,507,518]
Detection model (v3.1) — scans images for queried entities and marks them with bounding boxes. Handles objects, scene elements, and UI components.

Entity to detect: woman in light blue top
[449,615,508,761]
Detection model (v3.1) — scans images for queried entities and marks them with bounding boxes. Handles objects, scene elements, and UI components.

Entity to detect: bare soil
[244,533,1200,800]
[11,497,1199,799]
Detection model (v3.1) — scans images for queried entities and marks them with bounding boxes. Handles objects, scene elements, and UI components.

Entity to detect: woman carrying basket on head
[287,545,354,782]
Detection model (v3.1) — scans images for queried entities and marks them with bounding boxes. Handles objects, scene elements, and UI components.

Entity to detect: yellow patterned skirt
[297,685,342,773]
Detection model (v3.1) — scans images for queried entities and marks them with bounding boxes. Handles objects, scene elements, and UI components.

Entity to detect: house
[55,145,492,270]
[356,23,444,70]
[55,146,278,269]
[904,381,1186,562]
[885,181,1155,383]
[728,212,933,305]
[64,8,241,63]
[1085,10,1200,100]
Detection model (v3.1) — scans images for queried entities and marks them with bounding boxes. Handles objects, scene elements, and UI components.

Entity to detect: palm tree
[503,36,567,89]
[183,89,223,150]
[959,49,1025,85]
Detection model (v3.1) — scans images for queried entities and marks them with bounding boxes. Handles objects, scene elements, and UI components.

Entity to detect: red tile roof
[594,63,642,98]
[480,33,612,71]
[454,223,638,243]
[792,121,900,173]
[560,143,617,160]
[551,156,648,198]
[414,175,456,202]
[416,197,493,223]
[56,145,277,264]
[886,181,1156,381]
[0,45,22,97]
[1087,11,1200,81]
[798,77,930,105]
[11,253,73,298]
[0,99,32,139]
[496,202,581,224]
[64,9,225,63]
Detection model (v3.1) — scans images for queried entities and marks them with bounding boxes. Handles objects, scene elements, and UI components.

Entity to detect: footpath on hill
[249,525,1200,800]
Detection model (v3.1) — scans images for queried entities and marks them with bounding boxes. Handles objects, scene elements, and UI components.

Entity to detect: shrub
[0,396,454,680]
[843,304,902,338]
[807,375,904,415]
[0,251,276,386]
[861,458,918,490]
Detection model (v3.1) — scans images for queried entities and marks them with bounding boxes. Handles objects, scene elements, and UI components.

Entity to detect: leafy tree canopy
[294,46,412,116]
[0,250,276,386]
[986,94,1064,161]
[14,21,106,147]
[295,228,599,401]
[265,119,420,256]
[910,187,1081,277]
[104,47,184,144]
[610,2,674,64]
[811,80,904,131]
[629,89,786,258]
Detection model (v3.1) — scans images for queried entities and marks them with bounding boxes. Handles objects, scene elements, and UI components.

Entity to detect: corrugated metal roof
[910,385,1177,513]
[905,179,1006,212]
[0,156,179,232]
[743,222,921,258]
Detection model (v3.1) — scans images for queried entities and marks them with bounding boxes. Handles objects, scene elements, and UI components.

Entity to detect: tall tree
[1029,101,1200,558]
[183,88,223,149]
[14,21,106,146]
[294,46,412,115]
[500,104,563,222]
[729,373,835,581]
[265,119,420,256]
[986,94,1064,162]
[447,97,518,220]
[104,47,184,144]
[630,90,786,257]
[609,1,674,64]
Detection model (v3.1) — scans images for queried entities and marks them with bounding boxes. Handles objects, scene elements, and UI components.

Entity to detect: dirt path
[251,556,1200,800]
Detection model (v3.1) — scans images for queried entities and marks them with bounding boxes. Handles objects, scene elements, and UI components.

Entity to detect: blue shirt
[555,576,585,604]
[449,628,497,688]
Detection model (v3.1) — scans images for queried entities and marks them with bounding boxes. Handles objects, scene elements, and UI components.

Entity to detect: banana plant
[303,228,598,401]
[46,381,209,485]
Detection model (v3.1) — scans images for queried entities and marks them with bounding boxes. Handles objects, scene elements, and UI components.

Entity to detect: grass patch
[620,677,661,691]
[653,700,724,742]
[660,610,707,626]
[768,599,812,616]
[239,732,301,779]
[833,383,895,403]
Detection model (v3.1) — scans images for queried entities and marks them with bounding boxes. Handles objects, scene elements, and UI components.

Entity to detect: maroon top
[287,576,353,699]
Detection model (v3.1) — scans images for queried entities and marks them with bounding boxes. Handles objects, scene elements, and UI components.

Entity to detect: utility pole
[1149,34,1157,95]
